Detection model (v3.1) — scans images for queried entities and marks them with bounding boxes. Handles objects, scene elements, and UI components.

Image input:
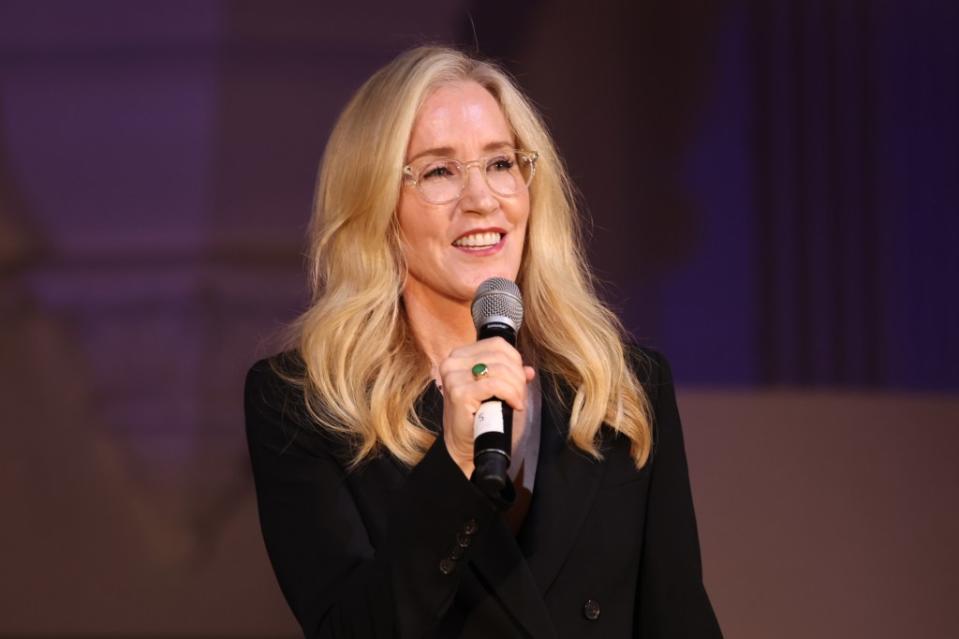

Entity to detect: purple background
[1,1,956,637]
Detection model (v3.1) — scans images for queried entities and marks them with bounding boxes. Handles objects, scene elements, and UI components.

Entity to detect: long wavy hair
[280,46,652,469]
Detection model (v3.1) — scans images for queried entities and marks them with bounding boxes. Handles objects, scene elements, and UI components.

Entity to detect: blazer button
[583,599,601,621]
[438,558,456,575]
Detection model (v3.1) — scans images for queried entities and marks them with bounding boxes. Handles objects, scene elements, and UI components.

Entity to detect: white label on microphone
[474,400,505,437]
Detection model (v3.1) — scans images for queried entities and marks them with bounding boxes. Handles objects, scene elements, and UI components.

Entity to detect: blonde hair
[281,46,651,468]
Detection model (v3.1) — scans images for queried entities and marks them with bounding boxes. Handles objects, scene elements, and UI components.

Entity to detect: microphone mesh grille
[471,277,524,331]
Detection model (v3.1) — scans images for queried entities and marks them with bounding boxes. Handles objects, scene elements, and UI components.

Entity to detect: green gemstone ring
[471,363,489,379]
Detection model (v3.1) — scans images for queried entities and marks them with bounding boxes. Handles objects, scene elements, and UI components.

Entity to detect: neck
[403,289,476,368]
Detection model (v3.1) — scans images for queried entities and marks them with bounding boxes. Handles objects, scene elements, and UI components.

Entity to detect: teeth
[453,232,502,248]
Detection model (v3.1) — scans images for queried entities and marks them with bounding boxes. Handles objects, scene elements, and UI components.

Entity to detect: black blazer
[244,348,722,638]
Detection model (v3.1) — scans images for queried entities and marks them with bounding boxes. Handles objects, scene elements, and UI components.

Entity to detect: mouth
[452,230,505,252]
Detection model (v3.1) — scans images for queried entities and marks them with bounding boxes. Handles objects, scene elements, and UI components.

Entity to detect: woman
[245,46,721,638]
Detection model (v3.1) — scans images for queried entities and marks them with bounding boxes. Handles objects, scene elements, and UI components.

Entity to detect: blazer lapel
[518,373,606,595]
[417,381,557,637]
[467,517,557,637]
[413,375,603,635]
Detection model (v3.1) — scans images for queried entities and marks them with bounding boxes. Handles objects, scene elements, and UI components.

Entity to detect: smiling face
[397,81,530,311]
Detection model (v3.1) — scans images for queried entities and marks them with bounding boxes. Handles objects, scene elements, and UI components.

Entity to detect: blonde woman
[245,46,721,638]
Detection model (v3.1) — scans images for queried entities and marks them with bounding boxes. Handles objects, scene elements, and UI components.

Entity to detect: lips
[453,231,503,248]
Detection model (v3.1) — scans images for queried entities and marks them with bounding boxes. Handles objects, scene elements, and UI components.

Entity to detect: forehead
[407,80,513,156]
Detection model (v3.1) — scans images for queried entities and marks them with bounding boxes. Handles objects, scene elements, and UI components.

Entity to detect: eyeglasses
[402,149,538,205]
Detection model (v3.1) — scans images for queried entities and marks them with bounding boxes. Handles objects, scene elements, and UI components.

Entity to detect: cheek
[513,190,531,224]
[397,199,423,245]
[396,196,415,237]
[512,201,530,246]
[397,205,446,269]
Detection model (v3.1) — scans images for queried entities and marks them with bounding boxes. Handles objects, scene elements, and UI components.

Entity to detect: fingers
[447,336,523,367]
[443,367,528,413]
[438,337,531,473]
[437,337,531,413]
[439,359,527,395]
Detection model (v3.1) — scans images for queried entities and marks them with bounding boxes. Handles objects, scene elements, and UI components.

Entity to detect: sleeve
[634,350,723,638]
[244,359,501,638]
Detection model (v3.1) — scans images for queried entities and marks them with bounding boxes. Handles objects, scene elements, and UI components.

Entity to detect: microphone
[470,277,524,498]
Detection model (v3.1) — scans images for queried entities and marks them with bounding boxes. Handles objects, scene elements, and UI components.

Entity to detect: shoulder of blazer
[245,351,445,468]
[622,342,680,468]
[244,352,358,463]
[624,342,671,405]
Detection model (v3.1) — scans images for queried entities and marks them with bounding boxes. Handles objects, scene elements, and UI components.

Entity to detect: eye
[487,155,515,172]
[421,161,457,180]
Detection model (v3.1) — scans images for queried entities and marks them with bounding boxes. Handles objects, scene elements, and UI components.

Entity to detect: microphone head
[471,277,524,332]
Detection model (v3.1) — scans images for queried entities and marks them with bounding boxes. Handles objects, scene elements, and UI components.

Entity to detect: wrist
[443,437,474,478]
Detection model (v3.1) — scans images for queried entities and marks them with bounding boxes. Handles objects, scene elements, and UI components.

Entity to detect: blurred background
[1,1,956,637]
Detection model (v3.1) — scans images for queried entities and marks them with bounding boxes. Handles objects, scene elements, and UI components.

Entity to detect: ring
[471,363,489,379]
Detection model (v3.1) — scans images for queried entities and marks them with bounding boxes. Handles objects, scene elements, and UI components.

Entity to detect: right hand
[435,337,536,477]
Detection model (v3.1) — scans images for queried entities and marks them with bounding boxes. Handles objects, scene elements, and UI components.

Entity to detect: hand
[436,337,536,477]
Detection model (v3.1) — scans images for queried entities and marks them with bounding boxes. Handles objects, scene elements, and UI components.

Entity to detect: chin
[466,268,516,291]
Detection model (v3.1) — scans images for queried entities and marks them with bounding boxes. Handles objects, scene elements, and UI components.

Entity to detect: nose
[459,163,498,214]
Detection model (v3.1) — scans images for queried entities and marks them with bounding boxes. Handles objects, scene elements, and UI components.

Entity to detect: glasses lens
[484,154,520,197]
[515,152,536,186]
[418,159,463,204]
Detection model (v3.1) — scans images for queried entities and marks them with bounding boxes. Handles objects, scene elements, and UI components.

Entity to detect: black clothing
[244,348,722,638]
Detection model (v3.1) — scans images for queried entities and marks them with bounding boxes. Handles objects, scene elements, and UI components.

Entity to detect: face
[397,80,530,309]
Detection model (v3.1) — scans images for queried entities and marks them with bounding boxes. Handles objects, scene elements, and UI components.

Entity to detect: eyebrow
[406,141,514,164]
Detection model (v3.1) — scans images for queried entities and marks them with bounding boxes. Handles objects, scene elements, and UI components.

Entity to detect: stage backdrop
[1,1,956,637]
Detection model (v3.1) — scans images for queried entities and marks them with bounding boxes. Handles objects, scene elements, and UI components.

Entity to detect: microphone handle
[472,322,516,499]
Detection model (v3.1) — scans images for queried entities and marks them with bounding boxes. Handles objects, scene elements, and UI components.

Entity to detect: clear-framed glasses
[402,149,539,205]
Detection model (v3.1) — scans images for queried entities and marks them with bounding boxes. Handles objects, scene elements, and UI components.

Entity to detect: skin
[397,81,535,478]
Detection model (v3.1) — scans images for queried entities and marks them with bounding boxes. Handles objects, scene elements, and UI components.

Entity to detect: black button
[449,544,466,560]
[463,518,479,535]
[439,558,456,575]
[456,532,471,548]
[583,599,600,621]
